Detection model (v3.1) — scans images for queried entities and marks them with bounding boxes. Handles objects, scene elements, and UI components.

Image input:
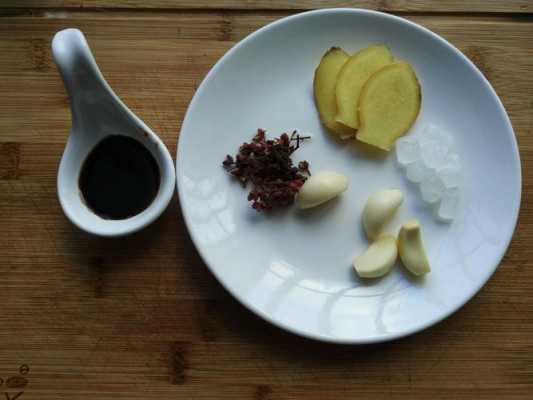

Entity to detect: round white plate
[177,9,521,343]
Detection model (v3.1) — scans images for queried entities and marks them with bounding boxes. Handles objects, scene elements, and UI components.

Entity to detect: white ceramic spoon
[52,28,175,237]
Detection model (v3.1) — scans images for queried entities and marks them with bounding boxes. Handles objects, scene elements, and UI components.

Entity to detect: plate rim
[176,8,522,344]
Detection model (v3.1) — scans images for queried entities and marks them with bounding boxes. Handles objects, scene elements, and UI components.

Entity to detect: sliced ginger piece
[357,62,421,151]
[313,47,356,139]
[335,44,393,130]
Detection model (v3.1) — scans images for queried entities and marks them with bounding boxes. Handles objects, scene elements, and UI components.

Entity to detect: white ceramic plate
[177,9,521,343]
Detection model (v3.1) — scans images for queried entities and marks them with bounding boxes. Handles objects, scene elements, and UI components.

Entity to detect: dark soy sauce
[79,135,160,220]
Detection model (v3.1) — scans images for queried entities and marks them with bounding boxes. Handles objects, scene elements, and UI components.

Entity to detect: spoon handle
[51,28,116,131]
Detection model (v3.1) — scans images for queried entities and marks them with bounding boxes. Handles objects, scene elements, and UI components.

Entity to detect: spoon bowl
[52,28,175,236]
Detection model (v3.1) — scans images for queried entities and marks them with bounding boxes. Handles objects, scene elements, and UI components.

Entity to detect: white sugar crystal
[438,166,462,189]
[398,123,464,222]
[420,124,455,150]
[420,175,446,203]
[438,188,461,222]
[406,159,434,183]
[443,153,461,170]
[396,136,420,166]
[421,142,449,169]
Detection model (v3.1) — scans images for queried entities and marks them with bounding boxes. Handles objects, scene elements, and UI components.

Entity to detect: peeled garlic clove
[297,171,348,209]
[353,235,398,278]
[362,189,403,240]
[398,219,430,276]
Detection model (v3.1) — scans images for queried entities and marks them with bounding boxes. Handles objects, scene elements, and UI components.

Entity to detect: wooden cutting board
[1,2,532,399]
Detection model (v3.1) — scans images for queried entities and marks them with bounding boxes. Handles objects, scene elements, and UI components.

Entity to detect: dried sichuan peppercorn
[223,129,311,211]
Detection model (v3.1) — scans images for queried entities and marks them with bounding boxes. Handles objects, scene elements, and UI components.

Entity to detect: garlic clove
[398,219,430,276]
[353,235,398,278]
[297,171,348,209]
[362,189,403,240]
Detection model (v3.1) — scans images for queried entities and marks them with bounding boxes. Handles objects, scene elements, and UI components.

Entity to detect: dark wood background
[1,1,532,399]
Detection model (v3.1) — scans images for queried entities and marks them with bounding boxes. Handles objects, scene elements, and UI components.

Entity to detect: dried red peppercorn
[223,129,311,211]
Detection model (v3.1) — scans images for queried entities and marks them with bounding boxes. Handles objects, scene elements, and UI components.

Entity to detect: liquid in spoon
[79,135,160,220]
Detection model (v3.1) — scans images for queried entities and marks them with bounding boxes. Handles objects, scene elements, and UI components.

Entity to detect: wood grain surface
[3,1,533,13]
[1,2,532,399]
